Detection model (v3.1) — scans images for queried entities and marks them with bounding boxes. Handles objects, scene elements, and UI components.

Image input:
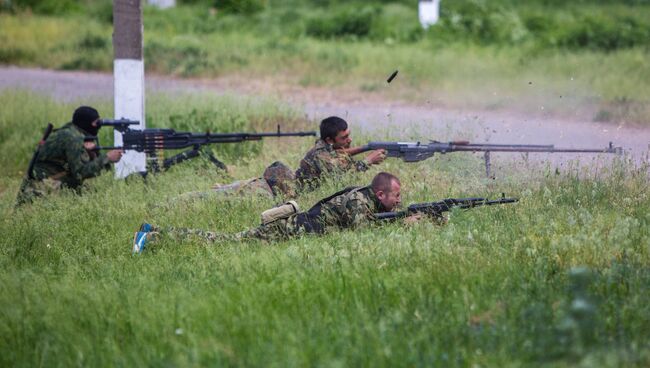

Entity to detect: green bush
[369,3,423,43]
[554,14,650,51]
[1,0,80,14]
[306,5,378,39]
[214,0,266,14]
[433,0,528,44]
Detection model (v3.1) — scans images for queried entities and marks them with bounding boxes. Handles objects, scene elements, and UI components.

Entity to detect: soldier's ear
[324,136,334,145]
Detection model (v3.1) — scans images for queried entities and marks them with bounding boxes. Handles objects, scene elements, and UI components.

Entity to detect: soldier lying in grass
[133,172,416,253]
[176,116,387,201]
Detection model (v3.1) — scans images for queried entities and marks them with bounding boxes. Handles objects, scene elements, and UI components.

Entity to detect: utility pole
[113,0,146,177]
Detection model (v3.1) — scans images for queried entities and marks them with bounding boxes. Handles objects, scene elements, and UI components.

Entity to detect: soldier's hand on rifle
[83,141,97,151]
[365,149,386,165]
[403,213,424,225]
[106,149,124,163]
[83,141,98,159]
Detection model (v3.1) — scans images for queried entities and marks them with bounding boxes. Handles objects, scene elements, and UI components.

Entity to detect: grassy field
[1,1,650,124]
[1,91,649,366]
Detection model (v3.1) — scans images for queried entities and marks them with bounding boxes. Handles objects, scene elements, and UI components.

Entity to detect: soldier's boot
[133,223,159,254]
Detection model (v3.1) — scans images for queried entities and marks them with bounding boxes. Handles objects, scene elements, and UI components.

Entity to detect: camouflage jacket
[295,140,369,190]
[32,123,112,188]
[313,186,385,232]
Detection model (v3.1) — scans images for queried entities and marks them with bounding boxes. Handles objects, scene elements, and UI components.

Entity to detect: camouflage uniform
[173,139,369,203]
[211,177,275,197]
[184,140,367,200]
[158,186,385,243]
[211,161,296,197]
[16,123,112,205]
[295,139,369,191]
[170,161,296,205]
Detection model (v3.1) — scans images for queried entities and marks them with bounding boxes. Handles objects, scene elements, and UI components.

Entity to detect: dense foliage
[3,0,650,50]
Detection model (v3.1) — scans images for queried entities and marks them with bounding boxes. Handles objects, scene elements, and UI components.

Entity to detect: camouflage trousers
[162,178,274,208]
[160,214,311,244]
[211,177,274,197]
[15,177,63,207]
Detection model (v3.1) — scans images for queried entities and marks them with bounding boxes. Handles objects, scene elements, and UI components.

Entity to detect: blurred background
[1,0,649,125]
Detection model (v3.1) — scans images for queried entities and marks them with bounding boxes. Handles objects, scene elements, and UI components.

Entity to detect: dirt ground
[1,66,648,171]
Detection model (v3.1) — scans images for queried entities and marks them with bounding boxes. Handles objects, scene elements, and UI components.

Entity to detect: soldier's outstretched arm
[65,135,112,180]
[341,146,366,156]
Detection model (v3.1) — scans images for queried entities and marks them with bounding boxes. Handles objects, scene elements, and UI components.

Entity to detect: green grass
[1,91,649,366]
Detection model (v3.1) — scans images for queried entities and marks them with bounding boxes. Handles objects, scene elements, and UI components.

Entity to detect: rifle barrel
[361,141,622,155]
[450,144,617,153]
[375,197,518,220]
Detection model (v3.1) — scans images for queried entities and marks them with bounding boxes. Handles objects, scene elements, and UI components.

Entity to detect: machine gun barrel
[95,127,317,152]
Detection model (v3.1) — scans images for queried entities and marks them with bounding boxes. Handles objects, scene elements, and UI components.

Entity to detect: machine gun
[358,141,623,177]
[375,194,519,221]
[92,119,317,173]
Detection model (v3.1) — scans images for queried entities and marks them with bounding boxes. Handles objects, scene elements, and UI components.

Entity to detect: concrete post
[418,0,440,29]
[113,0,147,177]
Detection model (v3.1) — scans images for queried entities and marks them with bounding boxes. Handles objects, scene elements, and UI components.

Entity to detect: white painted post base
[419,0,440,29]
[114,58,147,178]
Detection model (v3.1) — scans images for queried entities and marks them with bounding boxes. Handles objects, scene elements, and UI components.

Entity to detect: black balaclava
[72,106,100,136]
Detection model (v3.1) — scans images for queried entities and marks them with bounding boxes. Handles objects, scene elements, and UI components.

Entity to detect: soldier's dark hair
[320,116,348,141]
[371,172,400,193]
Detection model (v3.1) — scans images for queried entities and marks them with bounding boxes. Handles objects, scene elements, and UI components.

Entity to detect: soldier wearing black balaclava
[16,106,123,206]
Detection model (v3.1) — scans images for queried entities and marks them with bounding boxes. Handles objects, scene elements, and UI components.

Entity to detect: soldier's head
[72,106,101,136]
[371,172,401,211]
[320,116,352,149]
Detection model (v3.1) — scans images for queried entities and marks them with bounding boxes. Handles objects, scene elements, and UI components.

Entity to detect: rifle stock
[25,123,54,180]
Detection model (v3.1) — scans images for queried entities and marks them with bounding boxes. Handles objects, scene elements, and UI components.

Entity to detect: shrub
[305,5,378,39]
[369,3,423,43]
[214,0,266,14]
[2,0,80,14]
[555,14,650,51]
[434,0,528,44]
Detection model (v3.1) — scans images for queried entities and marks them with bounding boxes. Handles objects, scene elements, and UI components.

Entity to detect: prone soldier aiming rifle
[375,194,519,221]
[92,119,317,175]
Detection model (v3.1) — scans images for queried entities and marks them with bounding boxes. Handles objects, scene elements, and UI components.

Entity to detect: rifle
[358,141,623,177]
[375,194,519,221]
[92,119,317,173]
[25,123,54,180]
